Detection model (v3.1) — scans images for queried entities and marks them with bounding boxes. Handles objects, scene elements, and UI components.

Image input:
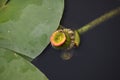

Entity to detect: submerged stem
[78,7,120,34]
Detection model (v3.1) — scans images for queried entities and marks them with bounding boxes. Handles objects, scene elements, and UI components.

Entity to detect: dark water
[32,0,120,80]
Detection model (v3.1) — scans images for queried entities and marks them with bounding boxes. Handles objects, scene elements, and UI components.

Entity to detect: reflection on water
[60,49,74,60]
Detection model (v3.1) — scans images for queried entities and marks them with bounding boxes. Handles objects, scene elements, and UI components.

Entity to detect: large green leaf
[0,0,64,59]
[0,48,48,80]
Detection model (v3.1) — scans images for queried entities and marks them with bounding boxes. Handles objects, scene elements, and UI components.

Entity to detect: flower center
[50,30,66,47]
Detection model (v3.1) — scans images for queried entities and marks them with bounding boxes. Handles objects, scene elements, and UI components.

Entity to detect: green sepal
[74,30,80,47]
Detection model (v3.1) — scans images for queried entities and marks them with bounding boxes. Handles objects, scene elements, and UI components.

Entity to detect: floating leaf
[0,0,64,59]
[0,48,48,80]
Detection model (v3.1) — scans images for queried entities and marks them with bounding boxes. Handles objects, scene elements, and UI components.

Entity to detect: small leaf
[0,0,64,59]
[0,48,48,80]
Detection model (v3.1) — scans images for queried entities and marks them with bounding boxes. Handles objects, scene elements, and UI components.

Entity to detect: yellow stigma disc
[50,30,66,47]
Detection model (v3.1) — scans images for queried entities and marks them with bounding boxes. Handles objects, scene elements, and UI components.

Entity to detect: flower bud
[50,28,80,50]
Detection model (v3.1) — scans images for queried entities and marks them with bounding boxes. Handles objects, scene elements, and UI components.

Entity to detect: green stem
[78,7,120,34]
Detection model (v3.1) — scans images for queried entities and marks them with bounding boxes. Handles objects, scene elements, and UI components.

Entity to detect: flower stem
[54,7,120,49]
[78,7,120,34]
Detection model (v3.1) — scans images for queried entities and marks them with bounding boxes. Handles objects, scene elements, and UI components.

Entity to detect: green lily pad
[0,0,64,59]
[0,48,48,80]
